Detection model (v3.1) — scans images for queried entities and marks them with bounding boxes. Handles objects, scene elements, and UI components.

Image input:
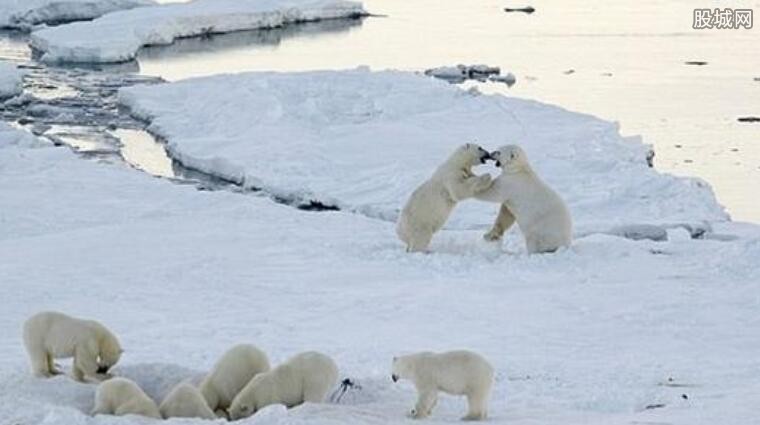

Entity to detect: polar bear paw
[473,174,492,192]
[483,228,503,242]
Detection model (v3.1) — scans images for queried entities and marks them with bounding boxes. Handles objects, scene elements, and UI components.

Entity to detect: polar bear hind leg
[484,204,516,241]
[46,352,62,375]
[462,389,488,421]
[405,230,433,253]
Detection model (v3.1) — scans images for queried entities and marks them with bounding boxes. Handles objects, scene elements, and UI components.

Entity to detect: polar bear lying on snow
[476,145,572,253]
[397,143,493,252]
[92,377,161,419]
[228,351,338,420]
[22,311,122,382]
[392,350,493,421]
[200,343,270,417]
[160,382,216,420]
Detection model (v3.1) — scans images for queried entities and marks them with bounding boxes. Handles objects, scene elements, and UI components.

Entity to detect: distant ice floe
[30,0,366,63]
[0,0,155,30]
[425,64,516,86]
[0,61,24,99]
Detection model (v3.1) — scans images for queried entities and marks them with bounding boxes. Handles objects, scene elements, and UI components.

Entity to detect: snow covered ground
[120,69,727,235]
[0,0,154,30]
[0,60,23,98]
[2,103,760,425]
[29,0,366,63]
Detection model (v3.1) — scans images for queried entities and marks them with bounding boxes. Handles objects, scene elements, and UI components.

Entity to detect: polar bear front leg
[448,175,491,202]
[73,344,99,382]
[46,352,63,376]
[462,390,489,421]
[27,346,53,377]
[484,204,516,241]
[410,389,438,419]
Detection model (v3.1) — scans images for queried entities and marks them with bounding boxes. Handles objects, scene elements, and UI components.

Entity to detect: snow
[1,116,760,425]
[29,0,366,63]
[0,60,24,99]
[119,69,728,235]
[0,0,154,30]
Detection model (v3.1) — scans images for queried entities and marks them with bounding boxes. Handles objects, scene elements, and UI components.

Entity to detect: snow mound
[0,0,154,30]
[0,61,24,99]
[119,69,728,234]
[30,0,366,63]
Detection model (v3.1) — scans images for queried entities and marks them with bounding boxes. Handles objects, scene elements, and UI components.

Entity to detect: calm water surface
[146,0,760,222]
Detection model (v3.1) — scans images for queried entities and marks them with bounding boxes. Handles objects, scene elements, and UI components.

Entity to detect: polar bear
[160,382,217,420]
[475,145,572,253]
[92,377,161,419]
[199,344,270,417]
[397,143,493,252]
[391,350,494,421]
[22,311,122,382]
[228,351,338,420]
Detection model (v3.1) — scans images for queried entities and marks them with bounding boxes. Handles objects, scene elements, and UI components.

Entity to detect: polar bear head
[391,353,432,382]
[95,325,123,374]
[446,143,492,169]
[228,373,274,420]
[491,145,529,172]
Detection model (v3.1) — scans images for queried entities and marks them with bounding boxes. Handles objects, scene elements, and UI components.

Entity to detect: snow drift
[119,69,728,234]
[29,0,366,63]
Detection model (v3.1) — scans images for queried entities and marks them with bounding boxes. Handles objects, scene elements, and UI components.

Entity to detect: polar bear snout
[391,374,398,382]
[96,365,110,374]
[490,151,502,167]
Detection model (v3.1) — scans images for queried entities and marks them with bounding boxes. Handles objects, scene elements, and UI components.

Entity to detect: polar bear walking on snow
[92,377,161,419]
[397,143,493,252]
[160,382,217,419]
[392,350,494,421]
[228,351,338,420]
[476,145,572,253]
[22,311,122,382]
[199,343,270,417]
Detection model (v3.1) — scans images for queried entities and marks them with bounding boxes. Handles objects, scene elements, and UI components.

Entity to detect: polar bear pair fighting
[397,143,572,253]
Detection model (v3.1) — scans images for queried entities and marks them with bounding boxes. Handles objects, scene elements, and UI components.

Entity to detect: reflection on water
[138,17,366,79]
[113,129,175,178]
[138,0,760,222]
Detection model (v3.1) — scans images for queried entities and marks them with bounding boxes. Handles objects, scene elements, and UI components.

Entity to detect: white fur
[160,382,216,420]
[92,377,161,419]
[476,145,572,253]
[22,311,122,382]
[199,344,270,416]
[392,350,494,421]
[228,351,338,420]
[397,143,492,252]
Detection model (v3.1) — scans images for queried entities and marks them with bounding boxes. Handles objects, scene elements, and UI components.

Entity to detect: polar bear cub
[397,143,493,252]
[476,145,572,253]
[200,344,270,417]
[92,377,161,419]
[228,351,338,420]
[392,350,493,421]
[22,311,122,382]
[160,382,217,420]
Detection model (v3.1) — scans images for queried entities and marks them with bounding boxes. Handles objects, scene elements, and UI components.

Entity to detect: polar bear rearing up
[475,145,572,253]
[397,143,492,252]
[22,311,122,382]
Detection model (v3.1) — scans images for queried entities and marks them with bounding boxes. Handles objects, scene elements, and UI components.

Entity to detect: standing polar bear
[22,311,122,382]
[160,382,217,420]
[476,145,572,253]
[392,350,493,421]
[397,143,493,252]
[200,344,270,417]
[228,351,338,420]
[92,377,161,419]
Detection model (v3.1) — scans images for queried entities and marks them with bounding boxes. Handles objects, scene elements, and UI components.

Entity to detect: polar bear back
[397,350,493,395]
[159,382,216,419]
[23,311,107,357]
[200,343,270,411]
[228,351,338,420]
[93,377,161,419]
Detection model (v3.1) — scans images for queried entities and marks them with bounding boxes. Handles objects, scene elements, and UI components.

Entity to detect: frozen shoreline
[0,0,155,30]
[119,68,728,234]
[30,0,366,63]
